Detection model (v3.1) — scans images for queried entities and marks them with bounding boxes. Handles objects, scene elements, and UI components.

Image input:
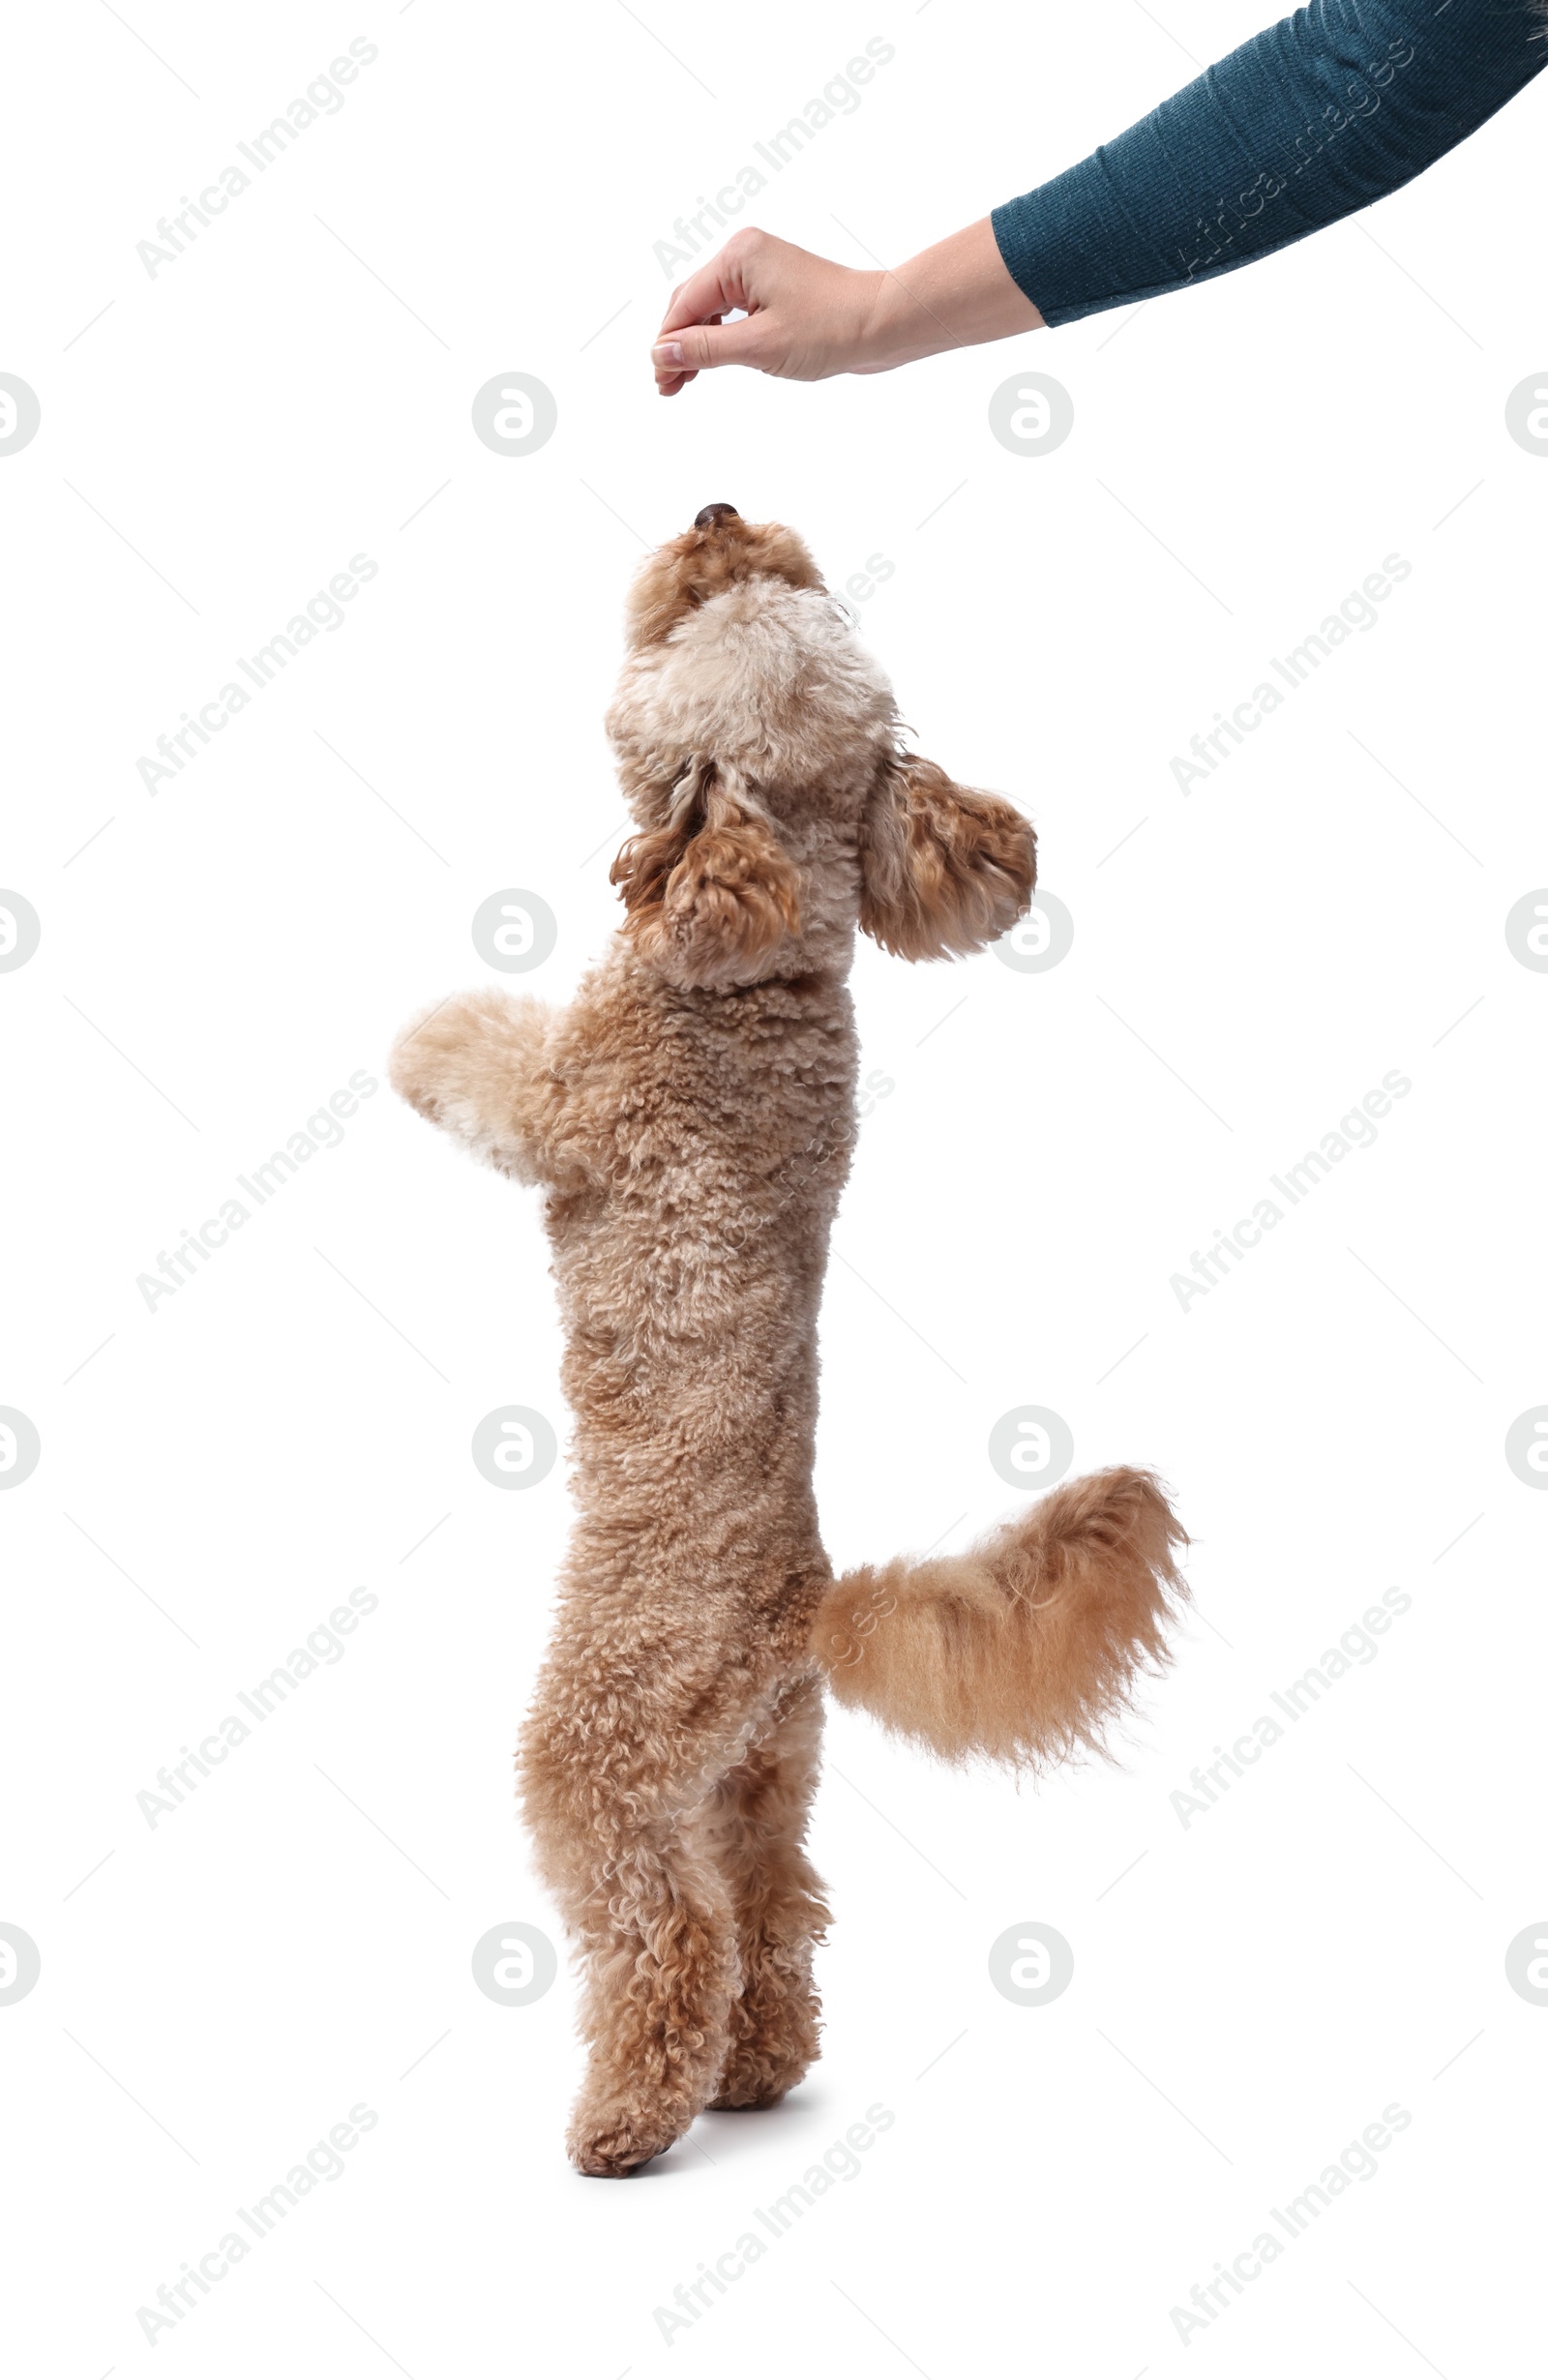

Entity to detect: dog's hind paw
[708,2038,816,2110]
[567,2089,697,2178]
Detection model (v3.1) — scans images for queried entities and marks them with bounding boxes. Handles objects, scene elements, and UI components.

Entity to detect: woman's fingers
[652,239,767,393]
[657,250,754,339]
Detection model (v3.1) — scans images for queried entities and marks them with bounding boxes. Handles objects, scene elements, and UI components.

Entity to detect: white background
[4,1,1545,2372]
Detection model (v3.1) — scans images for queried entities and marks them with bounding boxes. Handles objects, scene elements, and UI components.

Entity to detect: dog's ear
[858,753,1036,962]
[610,755,801,986]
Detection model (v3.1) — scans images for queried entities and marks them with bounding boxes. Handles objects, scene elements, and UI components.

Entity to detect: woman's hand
[651,222,1044,397]
[651,231,885,394]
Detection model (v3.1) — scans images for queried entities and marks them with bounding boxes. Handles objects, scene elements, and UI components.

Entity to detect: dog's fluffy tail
[809,1468,1187,1769]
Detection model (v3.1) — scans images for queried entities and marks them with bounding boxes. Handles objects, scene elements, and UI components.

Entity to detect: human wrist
[863,262,954,371]
[869,219,1045,370]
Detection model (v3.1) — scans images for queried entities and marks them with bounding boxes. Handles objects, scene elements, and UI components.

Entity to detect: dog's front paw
[387,998,457,1121]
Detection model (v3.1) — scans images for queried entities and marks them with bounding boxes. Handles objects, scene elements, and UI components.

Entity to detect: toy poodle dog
[390,504,1186,2177]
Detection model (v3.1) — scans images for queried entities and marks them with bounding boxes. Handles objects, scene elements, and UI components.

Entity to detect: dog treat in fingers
[389,505,1188,2177]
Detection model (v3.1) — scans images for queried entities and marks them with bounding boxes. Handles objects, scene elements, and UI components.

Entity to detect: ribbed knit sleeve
[992,0,1545,326]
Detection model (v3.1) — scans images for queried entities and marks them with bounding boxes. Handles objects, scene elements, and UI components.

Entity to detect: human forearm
[992,0,1546,326]
[854,219,1045,372]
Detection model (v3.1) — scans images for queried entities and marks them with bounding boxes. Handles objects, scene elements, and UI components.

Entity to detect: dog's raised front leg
[389,987,575,1188]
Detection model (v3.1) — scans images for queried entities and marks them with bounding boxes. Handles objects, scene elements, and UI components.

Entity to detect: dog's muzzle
[693,503,739,529]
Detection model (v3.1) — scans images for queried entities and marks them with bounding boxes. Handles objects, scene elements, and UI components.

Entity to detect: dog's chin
[623,521,825,651]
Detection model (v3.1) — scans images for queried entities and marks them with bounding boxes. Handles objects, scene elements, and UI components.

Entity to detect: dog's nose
[693,503,739,530]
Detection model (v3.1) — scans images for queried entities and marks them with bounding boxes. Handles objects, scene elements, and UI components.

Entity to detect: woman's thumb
[653,316,763,373]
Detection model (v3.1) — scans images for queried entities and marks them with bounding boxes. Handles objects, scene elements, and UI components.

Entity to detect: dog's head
[607,506,1035,989]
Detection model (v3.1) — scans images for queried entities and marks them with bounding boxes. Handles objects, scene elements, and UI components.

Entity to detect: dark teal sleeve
[992,0,1545,326]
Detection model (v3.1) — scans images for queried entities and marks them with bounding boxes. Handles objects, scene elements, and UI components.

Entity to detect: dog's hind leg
[704,1675,830,2111]
[520,1698,745,2178]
